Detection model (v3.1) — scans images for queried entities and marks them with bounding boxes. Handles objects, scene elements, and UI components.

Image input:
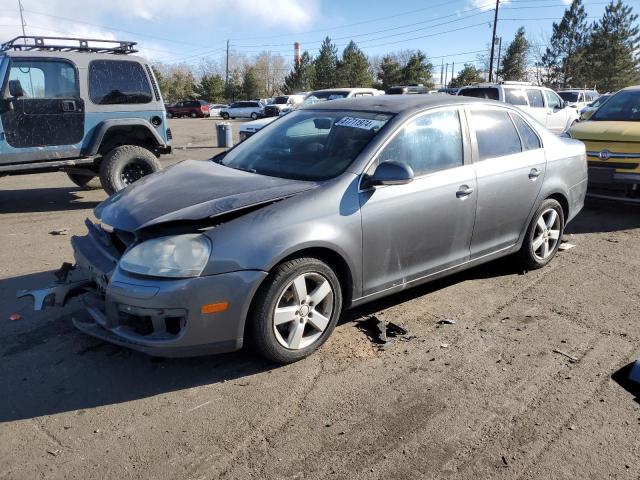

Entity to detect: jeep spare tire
[99,145,161,195]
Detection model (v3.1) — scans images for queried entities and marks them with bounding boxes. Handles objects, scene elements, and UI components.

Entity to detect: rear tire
[99,145,161,195]
[249,257,342,364]
[190,111,198,118]
[518,198,564,270]
[250,112,258,120]
[67,172,101,190]
[221,112,229,120]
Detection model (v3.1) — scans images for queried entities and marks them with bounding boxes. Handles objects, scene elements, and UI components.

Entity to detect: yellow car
[569,86,640,202]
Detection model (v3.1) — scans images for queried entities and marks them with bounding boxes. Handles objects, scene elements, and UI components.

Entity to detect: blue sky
[0,0,633,72]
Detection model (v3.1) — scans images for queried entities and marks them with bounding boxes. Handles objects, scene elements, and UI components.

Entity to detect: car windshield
[304,91,350,105]
[591,90,640,121]
[458,87,499,100]
[591,95,610,107]
[273,96,288,104]
[217,109,393,181]
[559,92,580,102]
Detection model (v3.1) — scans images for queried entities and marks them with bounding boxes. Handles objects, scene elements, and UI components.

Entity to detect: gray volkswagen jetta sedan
[23,95,588,363]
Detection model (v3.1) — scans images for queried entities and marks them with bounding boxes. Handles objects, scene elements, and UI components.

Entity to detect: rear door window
[526,89,545,108]
[504,89,528,106]
[89,60,152,105]
[544,90,562,109]
[471,109,522,160]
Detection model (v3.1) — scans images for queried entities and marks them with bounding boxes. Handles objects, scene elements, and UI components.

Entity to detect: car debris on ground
[49,228,70,236]
[357,315,413,350]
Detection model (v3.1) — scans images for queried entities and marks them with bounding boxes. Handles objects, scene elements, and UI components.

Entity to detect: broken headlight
[119,234,211,278]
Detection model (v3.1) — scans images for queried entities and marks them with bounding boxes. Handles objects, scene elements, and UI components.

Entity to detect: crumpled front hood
[95,160,317,232]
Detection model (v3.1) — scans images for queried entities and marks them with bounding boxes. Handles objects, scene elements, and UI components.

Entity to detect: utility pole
[440,59,444,88]
[495,37,503,82]
[444,63,448,88]
[225,39,230,88]
[451,62,455,87]
[488,0,500,82]
[17,0,27,40]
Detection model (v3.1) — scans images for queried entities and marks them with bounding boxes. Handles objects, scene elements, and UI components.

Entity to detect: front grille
[588,161,639,170]
[166,128,172,140]
[264,106,280,117]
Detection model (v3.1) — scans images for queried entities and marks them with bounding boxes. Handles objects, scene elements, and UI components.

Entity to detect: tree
[283,51,316,93]
[450,64,484,88]
[313,37,339,89]
[225,69,243,102]
[242,67,261,99]
[336,41,373,87]
[498,27,530,81]
[586,0,640,92]
[151,64,197,102]
[377,55,403,90]
[400,51,434,87]
[540,0,590,88]
[195,73,225,102]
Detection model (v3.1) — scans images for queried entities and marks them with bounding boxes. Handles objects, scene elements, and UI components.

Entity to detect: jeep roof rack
[1,36,138,54]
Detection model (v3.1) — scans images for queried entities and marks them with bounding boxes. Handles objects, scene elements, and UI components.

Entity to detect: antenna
[17,0,27,42]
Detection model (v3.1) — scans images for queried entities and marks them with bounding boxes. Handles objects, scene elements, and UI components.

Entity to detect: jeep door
[360,108,477,295]
[0,58,84,163]
[467,107,545,258]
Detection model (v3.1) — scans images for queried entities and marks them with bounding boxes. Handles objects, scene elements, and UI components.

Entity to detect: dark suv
[166,100,210,118]
[0,36,171,194]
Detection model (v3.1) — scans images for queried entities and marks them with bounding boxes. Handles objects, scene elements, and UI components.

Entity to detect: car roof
[303,93,496,114]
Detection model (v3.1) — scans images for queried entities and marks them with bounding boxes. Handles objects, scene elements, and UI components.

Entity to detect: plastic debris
[49,228,70,235]
[437,318,456,325]
[357,316,411,350]
[553,349,577,363]
[558,242,576,251]
[9,313,21,321]
[440,343,450,348]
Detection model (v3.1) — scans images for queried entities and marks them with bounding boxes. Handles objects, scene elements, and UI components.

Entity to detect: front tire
[249,257,343,364]
[221,112,229,120]
[250,112,258,120]
[190,111,198,118]
[67,172,100,190]
[518,198,564,269]
[99,145,161,195]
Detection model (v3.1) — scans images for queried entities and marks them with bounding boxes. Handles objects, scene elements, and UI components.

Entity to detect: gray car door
[467,107,545,258]
[359,108,477,296]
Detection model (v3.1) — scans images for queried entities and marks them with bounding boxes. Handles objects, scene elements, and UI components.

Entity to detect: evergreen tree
[498,27,530,81]
[400,51,434,87]
[195,73,225,103]
[336,41,373,87]
[313,37,339,89]
[587,0,640,92]
[377,55,403,90]
[242,67,261,99]
[540,0,590,87]
[450,64,484,88]
[283,51,316,93]
[225,69,243,102]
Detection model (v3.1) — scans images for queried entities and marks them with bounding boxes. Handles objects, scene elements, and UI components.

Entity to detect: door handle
[529,168,542,180]
[61,100,77,112]
[456,185,474,199]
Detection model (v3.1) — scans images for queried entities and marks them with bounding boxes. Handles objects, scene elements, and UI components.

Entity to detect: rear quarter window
[504,89,528,106]
[511,114,541,151]
[89,60,152,105]
[526,89,545,108]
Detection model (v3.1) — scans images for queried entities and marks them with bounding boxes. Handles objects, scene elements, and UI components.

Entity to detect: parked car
[0,36,170,195]
[568,86,640,202]
[208,103,228,117]
[558,89,599,111]
[166,99,210,118]
[302,88,384,106]
[263,95,305,117]
[579,94,612,120]
[387,84,430,94]
[239,116,277,142]
[220,101,264,120]
[24,95,587,364]
[438,88,460,95]
[458,82,579,134]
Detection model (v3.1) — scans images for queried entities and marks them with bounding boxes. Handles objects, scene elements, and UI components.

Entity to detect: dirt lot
[1,117,639,480]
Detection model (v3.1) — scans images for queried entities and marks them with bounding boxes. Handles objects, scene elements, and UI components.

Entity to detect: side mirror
[8,80,24,98]
[368,161,414,187]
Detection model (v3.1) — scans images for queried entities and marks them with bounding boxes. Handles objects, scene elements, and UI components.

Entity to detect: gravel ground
[1,118,639,480]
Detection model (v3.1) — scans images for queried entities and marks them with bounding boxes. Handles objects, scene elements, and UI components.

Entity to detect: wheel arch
[83,119,166,157]
[546,191,570,222]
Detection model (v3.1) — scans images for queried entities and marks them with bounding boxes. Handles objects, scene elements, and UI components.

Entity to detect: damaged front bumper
[19,220,267,357]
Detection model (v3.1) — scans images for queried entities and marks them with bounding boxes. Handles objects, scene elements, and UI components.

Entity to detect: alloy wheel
[120,161,153,186]
[273,272,334,350]
[532,208,561,260]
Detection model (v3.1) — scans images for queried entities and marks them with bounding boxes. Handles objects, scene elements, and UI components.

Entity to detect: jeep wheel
[67,172,101,190]
[99,145,161,195]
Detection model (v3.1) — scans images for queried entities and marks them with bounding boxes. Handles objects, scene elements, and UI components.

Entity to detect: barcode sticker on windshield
[335,117,380,130]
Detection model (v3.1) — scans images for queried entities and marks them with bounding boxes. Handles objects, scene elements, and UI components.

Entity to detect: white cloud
[467,0,510,11]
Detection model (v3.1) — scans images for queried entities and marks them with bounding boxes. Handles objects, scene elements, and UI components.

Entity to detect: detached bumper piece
[17,262,93,310]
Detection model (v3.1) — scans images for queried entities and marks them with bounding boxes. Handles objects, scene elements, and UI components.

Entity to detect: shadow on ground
[0,187,102,214]
[612,362,640,405]
[565,199,640,235]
